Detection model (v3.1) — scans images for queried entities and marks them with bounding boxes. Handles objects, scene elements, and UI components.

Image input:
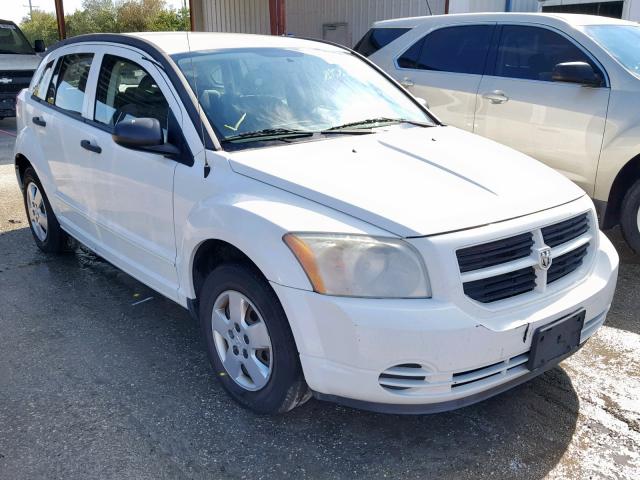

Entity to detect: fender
[173,157,392,304]
[595,122,640,203]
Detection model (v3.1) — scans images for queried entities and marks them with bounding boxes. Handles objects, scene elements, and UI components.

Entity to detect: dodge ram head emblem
[538,247,552,270]
[0,78,12,84]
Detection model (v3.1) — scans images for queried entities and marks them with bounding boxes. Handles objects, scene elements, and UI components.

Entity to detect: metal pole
[53,0,66,40]
[269,0,286,35]
[189,0,195,31]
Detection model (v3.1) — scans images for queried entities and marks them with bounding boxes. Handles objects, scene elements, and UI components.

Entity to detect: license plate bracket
[527,310,585,371]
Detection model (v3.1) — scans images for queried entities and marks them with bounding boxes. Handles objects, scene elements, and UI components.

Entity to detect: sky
[3,0,187,25]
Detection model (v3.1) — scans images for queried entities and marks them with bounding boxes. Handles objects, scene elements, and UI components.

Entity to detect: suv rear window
[354,28,410,57]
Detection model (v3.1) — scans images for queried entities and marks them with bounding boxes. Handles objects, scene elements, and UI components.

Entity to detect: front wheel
[199,263,310,414]
[621,179,640,254]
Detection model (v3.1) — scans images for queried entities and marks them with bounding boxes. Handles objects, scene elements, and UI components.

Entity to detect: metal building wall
[285,0,446,47]
[448,0,540,13]
[201,0,271,34]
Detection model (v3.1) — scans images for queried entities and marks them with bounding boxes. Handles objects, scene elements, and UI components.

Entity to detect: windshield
[584,25,640,76]
[0,22,34,55]
[172,47,434,144]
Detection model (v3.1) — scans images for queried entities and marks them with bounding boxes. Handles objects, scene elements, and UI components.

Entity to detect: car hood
[227,126,585,237]
[0,53,41,71]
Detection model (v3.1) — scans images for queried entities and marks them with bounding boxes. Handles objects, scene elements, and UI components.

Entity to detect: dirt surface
[0,118,638,479]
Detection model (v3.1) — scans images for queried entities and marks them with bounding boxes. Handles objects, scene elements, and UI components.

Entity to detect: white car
[357,13,640,254]
[14,32,618,414]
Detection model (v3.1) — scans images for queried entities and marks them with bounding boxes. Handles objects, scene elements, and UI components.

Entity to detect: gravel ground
[0,117,638,479]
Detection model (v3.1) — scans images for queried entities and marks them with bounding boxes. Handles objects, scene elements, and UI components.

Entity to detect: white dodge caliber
[14,32,618,414]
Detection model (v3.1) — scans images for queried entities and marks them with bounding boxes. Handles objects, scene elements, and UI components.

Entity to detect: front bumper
[272,231,618,413]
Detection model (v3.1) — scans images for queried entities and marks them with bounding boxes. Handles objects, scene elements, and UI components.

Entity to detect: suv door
[386,24,495,131]
[474,24,610,195]
[79,47,184,298]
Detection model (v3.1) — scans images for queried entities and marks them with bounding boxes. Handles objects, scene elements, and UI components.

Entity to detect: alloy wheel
[26,182,48,242]
[211,290,273,391]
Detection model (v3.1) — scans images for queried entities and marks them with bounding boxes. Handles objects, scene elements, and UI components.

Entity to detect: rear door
[380,24,495,131]
[474,24,610,194]
[41,48,96,228]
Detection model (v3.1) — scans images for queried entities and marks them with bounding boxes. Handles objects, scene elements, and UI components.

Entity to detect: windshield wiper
[222,128,314,143]
[324,117,433,131]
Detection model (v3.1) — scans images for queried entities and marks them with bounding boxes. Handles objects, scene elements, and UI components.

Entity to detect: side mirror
[33,39,45,53]
[552,61,602,87]
[112,117,180,158]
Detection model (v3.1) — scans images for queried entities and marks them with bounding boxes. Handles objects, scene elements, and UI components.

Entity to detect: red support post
[189,0,195,31]
[54,0,67,40]
[269,0,286,35]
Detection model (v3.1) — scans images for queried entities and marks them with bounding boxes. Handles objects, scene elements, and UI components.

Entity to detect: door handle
[482,90,509,104]
[32,116,46,127]
[80,139,102,154]
[400,77,414,87]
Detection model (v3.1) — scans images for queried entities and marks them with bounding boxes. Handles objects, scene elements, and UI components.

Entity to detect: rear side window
[354,28,410,57]
[495,25,594,82]
[94,55,169,132]
[48,53,93,115]
[32,60,55,101]
[398,25,494,74]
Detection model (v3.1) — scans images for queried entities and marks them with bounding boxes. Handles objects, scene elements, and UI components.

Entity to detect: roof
[125,31,345,56]
[373,12,637,29]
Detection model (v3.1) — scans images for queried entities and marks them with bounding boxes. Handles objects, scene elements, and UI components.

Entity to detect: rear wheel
[22,168,69,253]
[199,263,310,414]
[621,179,640,254]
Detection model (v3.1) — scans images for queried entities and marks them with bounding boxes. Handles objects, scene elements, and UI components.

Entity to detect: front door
[80,48,181,298]
[474,25,610,194]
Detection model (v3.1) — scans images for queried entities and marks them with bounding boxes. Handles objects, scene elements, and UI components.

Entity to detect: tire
[199,263,310,414]
[22,167,70,253]
[621,179,640,254]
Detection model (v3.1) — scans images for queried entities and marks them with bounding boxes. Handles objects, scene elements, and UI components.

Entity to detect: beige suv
[357,13,640,252]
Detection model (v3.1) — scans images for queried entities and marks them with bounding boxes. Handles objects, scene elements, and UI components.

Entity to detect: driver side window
[94,55,169,133]
[495,26,596,82]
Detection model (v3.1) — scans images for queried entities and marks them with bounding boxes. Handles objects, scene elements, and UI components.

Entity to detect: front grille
[463,267,537,303]
[377,352,531,394]
[452,352,529,389]
[457,212,592,303]
[0,70,35,94]
[542,213,589,247]
[457,232,533,273]
[547,243,589,284]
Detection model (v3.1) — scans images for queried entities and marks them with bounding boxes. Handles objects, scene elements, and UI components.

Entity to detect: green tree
[19,10,59,47]
[117,0,163,32]
[67,0,118,36]
[19,0,190,44]
[148,7,190,32]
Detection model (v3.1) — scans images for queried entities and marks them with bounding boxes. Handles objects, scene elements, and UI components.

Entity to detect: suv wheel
[22,167,70,253]
[621,179,640,253]
[199,263,310,414]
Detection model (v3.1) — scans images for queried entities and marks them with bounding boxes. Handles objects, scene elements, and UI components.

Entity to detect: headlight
[283,233,431,298]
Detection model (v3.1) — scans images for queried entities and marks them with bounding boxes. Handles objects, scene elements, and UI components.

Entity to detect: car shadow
[0,227,580,479]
